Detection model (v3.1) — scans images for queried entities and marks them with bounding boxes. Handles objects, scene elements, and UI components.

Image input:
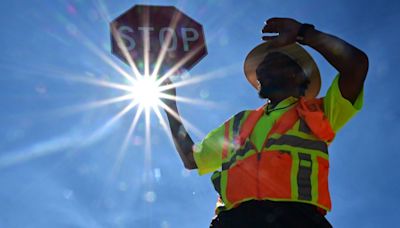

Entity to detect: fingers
[261,35,280,49]
[265,17,284,25]
[262,24,277,33]
[263,17,297,33]
[263,35,290,48]
[262,35,278,41]
[262,17,285,33]
[262,17,300,46]
[262,20,279,45]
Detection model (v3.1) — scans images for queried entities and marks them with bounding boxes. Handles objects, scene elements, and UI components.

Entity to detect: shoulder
[299,96,324,111]
[324,74,363,110]
[226,110,253,125]
[321,74,364,132]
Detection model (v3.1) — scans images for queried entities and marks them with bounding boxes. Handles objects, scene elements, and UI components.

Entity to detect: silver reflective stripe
[232,111,245,137]
[265,135,328,154]
[222,140,254,170]
[221,111,249,170]
[297,153,312,201]
[298,118,312,134]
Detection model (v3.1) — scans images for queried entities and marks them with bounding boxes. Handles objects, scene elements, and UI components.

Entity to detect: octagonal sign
[110,5,207,75]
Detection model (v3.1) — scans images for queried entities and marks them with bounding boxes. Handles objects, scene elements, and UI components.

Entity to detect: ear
[256,80,261,90]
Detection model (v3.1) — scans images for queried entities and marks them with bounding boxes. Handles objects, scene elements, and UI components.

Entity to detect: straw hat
[243,42,321,98]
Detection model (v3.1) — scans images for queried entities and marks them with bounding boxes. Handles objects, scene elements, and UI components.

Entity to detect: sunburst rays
[0,3,236,187]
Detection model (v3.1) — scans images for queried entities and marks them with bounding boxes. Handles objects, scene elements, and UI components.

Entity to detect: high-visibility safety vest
[211,97,336,214]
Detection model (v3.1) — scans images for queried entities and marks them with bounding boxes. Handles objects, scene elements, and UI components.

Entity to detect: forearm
[302,28,369,103]
[303,29,368,75]
[165,104,197,169]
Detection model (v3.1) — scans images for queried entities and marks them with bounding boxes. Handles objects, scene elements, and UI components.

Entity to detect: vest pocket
[259,150,292,199]
[225,154,258,204]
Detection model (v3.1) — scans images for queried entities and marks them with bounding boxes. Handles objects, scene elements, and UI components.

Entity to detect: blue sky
[0,0,399,227]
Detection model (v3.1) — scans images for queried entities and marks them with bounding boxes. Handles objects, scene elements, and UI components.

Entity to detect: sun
[0,5,225,175]
[130,76,162,109]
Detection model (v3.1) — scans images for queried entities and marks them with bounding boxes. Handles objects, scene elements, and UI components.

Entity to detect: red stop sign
[110,5,207,75]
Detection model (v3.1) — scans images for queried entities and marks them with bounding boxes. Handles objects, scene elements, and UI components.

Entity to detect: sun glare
[130,76,162,109]
[0,4,234,180]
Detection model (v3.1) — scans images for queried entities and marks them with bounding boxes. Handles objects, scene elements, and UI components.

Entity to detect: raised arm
[262,17,369,104]
[161,79,197,170]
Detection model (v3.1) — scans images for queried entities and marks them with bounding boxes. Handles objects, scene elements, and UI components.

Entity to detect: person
[162,17,368,228]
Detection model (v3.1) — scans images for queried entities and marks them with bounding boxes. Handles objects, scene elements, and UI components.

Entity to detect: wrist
[302,28,323,47]
[296,23,317,45]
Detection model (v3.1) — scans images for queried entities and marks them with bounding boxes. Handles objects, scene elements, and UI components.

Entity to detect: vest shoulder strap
[236,102,299,146]
[236,97,335,146]
[235,106,265,146]
[297,97,335,142]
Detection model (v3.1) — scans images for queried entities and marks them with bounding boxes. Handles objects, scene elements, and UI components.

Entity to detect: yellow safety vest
[211,97,335,214]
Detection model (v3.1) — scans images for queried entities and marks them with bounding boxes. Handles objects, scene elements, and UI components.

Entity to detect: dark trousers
[210,200,332,228]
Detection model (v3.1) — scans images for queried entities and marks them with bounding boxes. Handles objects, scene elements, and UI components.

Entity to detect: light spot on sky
[67,4,77,15]
[181,168,191,177]
[5,129,25,142]
[161,220,170,228]
[200,89,210,99]
[88,9,99,22]
[132,135,143,146]
[35,84,47,94]
[218,29,229,46]
[66,23,78,36]
[63,189,74,200]
[144,191,157,203]
[154,168,162,182]
[118,181,128,191]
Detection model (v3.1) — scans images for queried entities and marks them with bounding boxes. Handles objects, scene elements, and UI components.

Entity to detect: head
[256,52,310,101]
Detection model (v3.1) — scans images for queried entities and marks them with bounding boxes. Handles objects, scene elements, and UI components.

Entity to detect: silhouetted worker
[162,18,368,227]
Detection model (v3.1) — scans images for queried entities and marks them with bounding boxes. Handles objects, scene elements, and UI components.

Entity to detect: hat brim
[243,42,321,98]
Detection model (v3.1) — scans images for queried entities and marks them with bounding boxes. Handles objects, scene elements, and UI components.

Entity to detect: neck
[267,88,303,106]
[268,95,291,108]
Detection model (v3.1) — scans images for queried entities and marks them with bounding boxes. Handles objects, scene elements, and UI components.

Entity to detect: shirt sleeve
[323,74,364,133]
[193,120,228,176]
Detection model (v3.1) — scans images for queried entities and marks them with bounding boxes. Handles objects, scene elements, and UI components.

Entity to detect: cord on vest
[265,100,299,115]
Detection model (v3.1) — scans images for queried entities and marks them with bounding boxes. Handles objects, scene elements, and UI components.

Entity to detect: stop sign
[110,5,207,75]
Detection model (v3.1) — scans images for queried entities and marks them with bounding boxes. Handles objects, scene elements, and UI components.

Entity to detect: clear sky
[0,0,399,227]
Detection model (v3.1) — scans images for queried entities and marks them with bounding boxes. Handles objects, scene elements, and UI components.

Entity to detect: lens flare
[130,76,162,109]
[0,2,238,185]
